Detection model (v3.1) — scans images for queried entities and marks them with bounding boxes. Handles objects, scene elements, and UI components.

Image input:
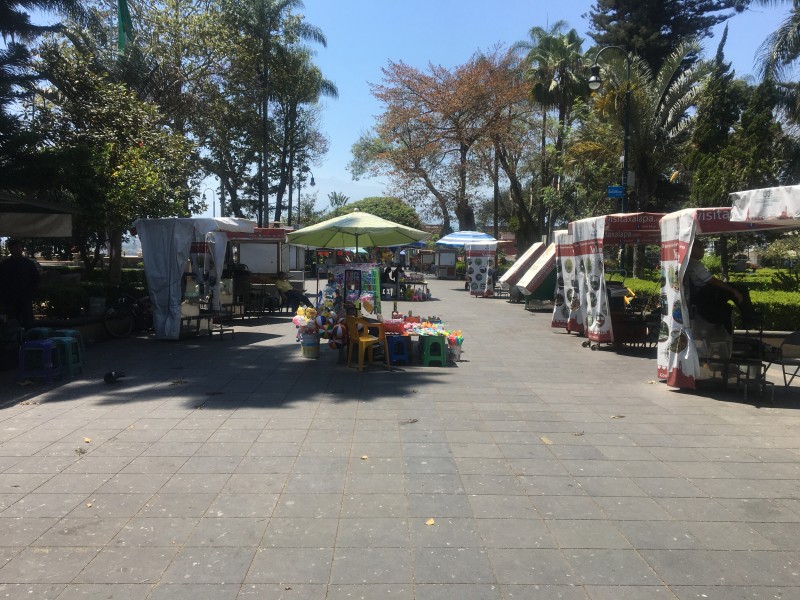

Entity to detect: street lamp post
[295,167,315,228]
[588,45,631,214]
[202,188,217,218]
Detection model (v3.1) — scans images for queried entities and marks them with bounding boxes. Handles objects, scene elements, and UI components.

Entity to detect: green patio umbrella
[287,209,430,313]
[286,209,430,253]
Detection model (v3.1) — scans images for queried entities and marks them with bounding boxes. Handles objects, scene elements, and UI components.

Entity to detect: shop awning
[730,184,800,223]
[0,190,74,237]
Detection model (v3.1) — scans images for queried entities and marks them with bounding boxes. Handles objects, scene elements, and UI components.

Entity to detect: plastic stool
[17,339,62,382]
[24,327,53,342]
[51,329,87,370]
[387,335,410,365]
[49,336,83,377]
[421,335,447,367]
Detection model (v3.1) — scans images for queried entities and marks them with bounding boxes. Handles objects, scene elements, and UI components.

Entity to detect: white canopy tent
[133,217,255,339]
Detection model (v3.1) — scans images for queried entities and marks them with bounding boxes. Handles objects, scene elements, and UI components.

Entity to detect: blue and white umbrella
[435,230,497,247]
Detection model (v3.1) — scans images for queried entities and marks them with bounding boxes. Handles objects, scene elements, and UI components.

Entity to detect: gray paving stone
[185,517,268,547]
[0,584,65,600]
[340,494,407,519]
[146,583,239,600]
[160,546,255,584]
[411,583,502,599]
[246,547,333,584]
[238,583,327,599]
[584,585,676,599]
[413,547,495,584]
[330,547,411,584]
[565,549,660,585]
[55,583,152,600]
[467,495,537,519]
[1,546,99,583]
[32,516,128,547]
[262,517,338,548]
[487,548,573,585]
[111,517,198,546]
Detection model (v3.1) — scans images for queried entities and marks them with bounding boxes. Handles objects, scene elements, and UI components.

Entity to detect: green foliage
[750,290,800,331]
[761,234,800,267]
[331,197,423,229]
[587,0,741,72]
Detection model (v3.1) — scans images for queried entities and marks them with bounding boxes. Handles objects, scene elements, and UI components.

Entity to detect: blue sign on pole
[607,185,624,198]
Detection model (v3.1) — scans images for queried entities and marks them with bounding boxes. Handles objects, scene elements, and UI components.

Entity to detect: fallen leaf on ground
[361,455,368,460]
[402,418,419,424]
[611,415,625,419]
[647,380,657,384]
[83,437,91,443]
[573,431,584,436]
[86,503,92,508]
[425,518,435,525]
[541,436,553,445]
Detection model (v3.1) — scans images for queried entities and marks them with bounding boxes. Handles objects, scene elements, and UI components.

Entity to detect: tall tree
[351,50,519,234]
[587,0,741,72]
[0,0,85,185]
[221,0,326,227]
[512,21,588,240]
[586,40,713,214]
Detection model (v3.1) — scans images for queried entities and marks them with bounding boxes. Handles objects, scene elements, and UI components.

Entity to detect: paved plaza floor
[1,277,800,599]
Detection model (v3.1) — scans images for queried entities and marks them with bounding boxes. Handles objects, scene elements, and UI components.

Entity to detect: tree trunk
[719,236,729,280]
[108,227,124,285]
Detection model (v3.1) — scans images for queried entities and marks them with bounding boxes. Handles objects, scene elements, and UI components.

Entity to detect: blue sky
[296,0,789,214]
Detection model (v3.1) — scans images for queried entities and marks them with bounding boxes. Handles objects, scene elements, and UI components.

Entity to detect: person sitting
[0,239,40,329]
[685,243,760,333]
[275,271,314,312]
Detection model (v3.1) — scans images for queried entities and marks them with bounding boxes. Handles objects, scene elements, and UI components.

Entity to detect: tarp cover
[516,242,556,296]
[551,230,582,332]
[656,209,700,389]
[570,216,613,343]
[730,184,800,222]
[465,242,498,297]
[499,242,544,290]
[134,217,255,339]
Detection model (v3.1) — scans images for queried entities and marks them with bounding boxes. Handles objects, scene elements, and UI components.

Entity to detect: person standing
[0,239,40,329]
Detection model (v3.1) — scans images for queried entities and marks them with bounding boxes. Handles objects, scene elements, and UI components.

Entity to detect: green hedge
[614,275,799,331]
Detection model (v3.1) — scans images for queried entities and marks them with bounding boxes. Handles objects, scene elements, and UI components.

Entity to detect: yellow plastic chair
[345,316,390,371]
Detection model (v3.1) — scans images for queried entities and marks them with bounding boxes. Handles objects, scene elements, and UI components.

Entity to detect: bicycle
[103,292,153,338]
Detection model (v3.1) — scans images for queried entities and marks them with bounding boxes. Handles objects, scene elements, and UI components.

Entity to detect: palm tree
[588,39,712,212]
[511,22,588,236]
[1,0,85,145]
[271,45,337,223]
[222,0,326,227]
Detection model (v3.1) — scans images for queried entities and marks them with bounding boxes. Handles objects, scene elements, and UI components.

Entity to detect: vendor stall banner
[552,230,581,331]
[330,264,381,317]
[571,217,612,343]
[465,242,497,297]
[657,210,699,388]
[730,184,800,222]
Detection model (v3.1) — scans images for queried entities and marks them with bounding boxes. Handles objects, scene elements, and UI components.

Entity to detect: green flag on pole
[118,0,133,52]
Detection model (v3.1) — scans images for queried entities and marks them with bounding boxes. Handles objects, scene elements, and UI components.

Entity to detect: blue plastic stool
[421,335,447,367]
[387,335,410,365]
[17,339,62,382]
[49,336,83,377]
[24,327,53,342]
[51,329,87,370]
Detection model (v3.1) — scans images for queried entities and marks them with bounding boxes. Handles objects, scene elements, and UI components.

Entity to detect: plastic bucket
[301,333,320,359]
[450,344,462,362]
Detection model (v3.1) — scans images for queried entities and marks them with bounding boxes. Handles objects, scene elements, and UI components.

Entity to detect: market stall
[133,217,255,339]
[465,242,498,297]
[499,241,545,301]
[565,213,664,348]
[658,190,799,390]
